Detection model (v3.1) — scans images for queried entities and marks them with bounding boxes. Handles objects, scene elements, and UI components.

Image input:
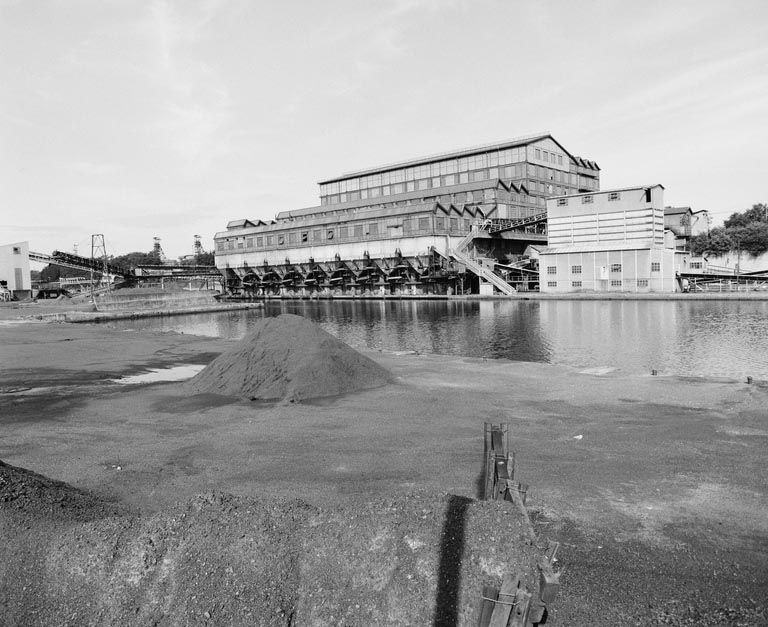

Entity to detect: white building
[0,241,32,299]
[539,185,682,293]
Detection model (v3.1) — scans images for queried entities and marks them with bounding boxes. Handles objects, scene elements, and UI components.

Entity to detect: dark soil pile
[187,314,392,401]
[0,459,123,522]
[0,462,543,626]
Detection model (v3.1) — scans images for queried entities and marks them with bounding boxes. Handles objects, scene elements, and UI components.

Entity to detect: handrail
[451,246,516,295]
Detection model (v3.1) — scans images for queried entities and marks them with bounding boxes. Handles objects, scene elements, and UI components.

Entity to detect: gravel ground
[1,316,766,625]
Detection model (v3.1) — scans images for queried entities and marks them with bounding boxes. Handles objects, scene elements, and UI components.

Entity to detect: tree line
[690,203,768,257]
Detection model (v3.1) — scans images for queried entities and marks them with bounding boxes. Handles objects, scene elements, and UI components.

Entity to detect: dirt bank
[1,320,767,624]
[1,459,540,626]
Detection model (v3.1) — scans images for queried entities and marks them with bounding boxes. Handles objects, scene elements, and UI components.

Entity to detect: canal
[108,299,768,379]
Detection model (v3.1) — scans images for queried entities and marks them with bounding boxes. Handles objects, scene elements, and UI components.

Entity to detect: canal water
[108,300,768,379]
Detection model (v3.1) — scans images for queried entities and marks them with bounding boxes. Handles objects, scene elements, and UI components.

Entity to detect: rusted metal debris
[479,423,561,626]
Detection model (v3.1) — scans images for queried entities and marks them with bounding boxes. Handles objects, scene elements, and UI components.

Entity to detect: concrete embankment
[34,301,263,323]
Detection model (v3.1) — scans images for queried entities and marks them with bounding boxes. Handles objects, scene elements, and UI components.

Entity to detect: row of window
[533,148,565,166]
[320,146,538,197]
[546,263,662,274]
[217,217,472,252]
[556,191,619,207]
[321,166,525,205]
[548,279,649,289]
[322,165,597,206]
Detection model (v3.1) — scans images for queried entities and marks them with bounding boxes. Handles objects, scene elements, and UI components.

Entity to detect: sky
[2,0,767,260]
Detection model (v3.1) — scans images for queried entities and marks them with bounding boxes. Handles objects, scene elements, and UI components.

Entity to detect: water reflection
[107,299,768,378]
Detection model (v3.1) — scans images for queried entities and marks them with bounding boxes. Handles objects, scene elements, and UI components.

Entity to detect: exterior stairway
[449,227,517,296]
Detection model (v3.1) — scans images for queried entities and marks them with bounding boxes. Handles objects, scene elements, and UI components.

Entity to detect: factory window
[651,262,661,272]
[13,246,21,254]
[582,195,594,204]
[418,217,430,231]
[406,181,416,192]
[558,155,563,165]
[611,280,622,287]
[489,168,499,179]
[326,229,334,240]
[237,241,244,249]
[227,241,234,250]
[547,281,557,287]
[392,183,404,195]
[450,217,458,231]
[369,223,379,236]
[417,179,429,191]
[256,237,263,247]
[432,177,441,188]
[690,261,702,269]
[638,279,649,287]
[571,281,582,288]
[444,174,456,186]
[301,231,308,243]
[435,217,445,230]
[277,235,285,246]
[535,148,541,158]
[313,229,321,242]
[337,226,347,240]
[611,263,622,272]
[571,265,582,274]
[464,219,471,231]
[288,232,297,245]
[246,238,253,248]
[547,266,556,274]
[645,188,652,202]
[266,235,273,246]
[216,242,224,252]
[353,225,363,238]
[557,198,568,206]
[608,192,621,201]
[459,172,469,184]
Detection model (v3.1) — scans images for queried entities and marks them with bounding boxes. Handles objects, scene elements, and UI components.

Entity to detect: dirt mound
[187,314,392,401]
[0,459,122,522]
[1,463,542,626]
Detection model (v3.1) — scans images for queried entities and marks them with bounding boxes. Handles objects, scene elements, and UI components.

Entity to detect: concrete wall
[539,247,677,293]
[0,241,31,297]
[703,251,768,274]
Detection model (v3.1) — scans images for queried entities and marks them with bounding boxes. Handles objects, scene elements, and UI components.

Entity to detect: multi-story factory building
[538,184,683,293]
[215,133,600,295]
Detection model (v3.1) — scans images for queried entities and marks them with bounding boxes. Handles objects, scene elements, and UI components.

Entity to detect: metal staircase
[449,226,517,296]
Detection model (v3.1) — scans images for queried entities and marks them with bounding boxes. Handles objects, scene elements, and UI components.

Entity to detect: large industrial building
[215,134,600,295]
[538,185,682,293]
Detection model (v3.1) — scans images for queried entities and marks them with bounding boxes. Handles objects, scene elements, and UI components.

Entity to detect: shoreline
[1,321,766,623]
[219,291,768,302]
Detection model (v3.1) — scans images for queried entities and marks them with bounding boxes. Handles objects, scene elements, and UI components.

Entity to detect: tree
[690,227,733,257]
[111,251,159,269]
[723,203,768,229]
[39,264,89,283]
[730,222,768,256]
[195,251,215,265]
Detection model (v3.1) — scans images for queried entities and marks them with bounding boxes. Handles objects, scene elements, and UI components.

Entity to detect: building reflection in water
[108,300,768,378]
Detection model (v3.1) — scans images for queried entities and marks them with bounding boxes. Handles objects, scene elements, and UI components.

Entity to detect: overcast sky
[2,0,767,259]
